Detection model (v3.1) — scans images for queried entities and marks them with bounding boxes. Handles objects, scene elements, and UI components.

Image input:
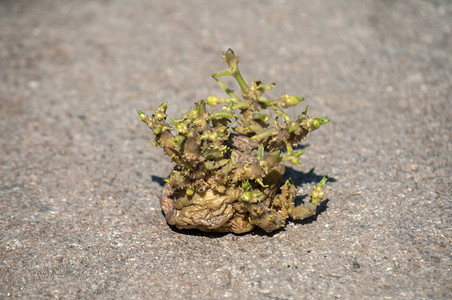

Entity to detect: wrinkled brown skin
[159,134,298,234]
[160,164,290,234]
[161,184,253,233]
[159,161,324,234]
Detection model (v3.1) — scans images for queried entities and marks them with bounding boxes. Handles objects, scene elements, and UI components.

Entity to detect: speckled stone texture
[1,0,450,299]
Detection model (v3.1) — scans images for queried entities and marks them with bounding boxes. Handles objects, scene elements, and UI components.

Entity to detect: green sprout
[138,49,329,233]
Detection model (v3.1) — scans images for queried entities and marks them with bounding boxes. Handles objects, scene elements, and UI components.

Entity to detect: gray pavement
[1,0,451,299]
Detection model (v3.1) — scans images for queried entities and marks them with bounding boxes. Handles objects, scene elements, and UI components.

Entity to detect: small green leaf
[256,178,268,187]
[273,107,291,122]
[205,96,231,106]
[210,111,237,119]
[250,130,277,141]
[258,144,264,160]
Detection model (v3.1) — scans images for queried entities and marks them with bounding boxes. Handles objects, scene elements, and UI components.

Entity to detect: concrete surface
[1,0,451,299]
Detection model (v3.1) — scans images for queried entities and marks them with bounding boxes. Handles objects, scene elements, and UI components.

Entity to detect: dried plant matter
[138,49,329,233]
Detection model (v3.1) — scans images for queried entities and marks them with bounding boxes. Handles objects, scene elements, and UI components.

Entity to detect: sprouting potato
[138,49,329,233]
